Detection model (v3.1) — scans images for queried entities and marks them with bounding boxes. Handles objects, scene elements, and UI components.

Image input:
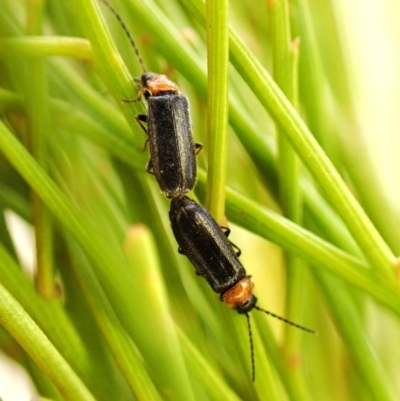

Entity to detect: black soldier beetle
[100,0,202,198]
[169,196,315,381]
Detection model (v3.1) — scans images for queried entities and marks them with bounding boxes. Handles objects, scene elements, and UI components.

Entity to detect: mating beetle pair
[100,5,254,312]
[100,0,314,381]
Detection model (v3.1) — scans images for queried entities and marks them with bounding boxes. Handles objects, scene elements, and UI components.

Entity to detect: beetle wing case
[147,95,196,198]
[169,196,246,293]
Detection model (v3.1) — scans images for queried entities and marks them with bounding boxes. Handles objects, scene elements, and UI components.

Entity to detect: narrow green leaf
[0,283,96,401]
[204,0,229,221]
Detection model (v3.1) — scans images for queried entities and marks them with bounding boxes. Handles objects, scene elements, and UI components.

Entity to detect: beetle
[169,196,314,380]
[100,0,202,198]
[135,74,202,198]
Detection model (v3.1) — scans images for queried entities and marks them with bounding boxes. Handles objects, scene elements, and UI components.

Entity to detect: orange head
[141,72,180,96]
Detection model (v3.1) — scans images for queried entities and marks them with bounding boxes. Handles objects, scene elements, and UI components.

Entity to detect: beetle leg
[136,114,148,133]
[122,87,148,103]
[229,241,242,257]
[221,226,241,256]
[135,115,149,150]
[221,226,231,237]
[194,142,203,155]
[146,160,155,175]
[142,138,149,151]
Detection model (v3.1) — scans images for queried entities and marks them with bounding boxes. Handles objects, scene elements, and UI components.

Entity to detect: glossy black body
[169,196,246,294]
[99,0,198,198]
[146,94,196,198]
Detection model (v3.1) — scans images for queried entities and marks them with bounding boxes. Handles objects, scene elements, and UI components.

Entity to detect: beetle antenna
[254,306,316,334]
[245,313,255,382]
[99,0,147,73]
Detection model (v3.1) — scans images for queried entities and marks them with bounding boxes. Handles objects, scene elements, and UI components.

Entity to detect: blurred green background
[0,0,400,400]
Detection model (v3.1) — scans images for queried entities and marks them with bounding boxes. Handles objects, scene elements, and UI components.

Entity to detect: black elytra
[169,196,257,313]
[136,75,201,198]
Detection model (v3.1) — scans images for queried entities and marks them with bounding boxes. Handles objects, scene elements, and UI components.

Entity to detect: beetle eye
[236,295,257,314]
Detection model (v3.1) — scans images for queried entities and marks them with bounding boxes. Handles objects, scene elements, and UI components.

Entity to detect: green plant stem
[25,0,55,298]
[0,282,96,401]
[0,37,94,60]
[228,29,396,279]
[204,0,229,222]
[296,0,400,256]
[69,0,141,145]
[291,6,393,399]
[293,0,341,162]
[268,1,310,400]
[177,327,243,400]
[66,237,163,401]
[314,272,396,401]
[0,243,118,400]
[276,39,302,221]
[122,223,196,399]
[0,86,146,170]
